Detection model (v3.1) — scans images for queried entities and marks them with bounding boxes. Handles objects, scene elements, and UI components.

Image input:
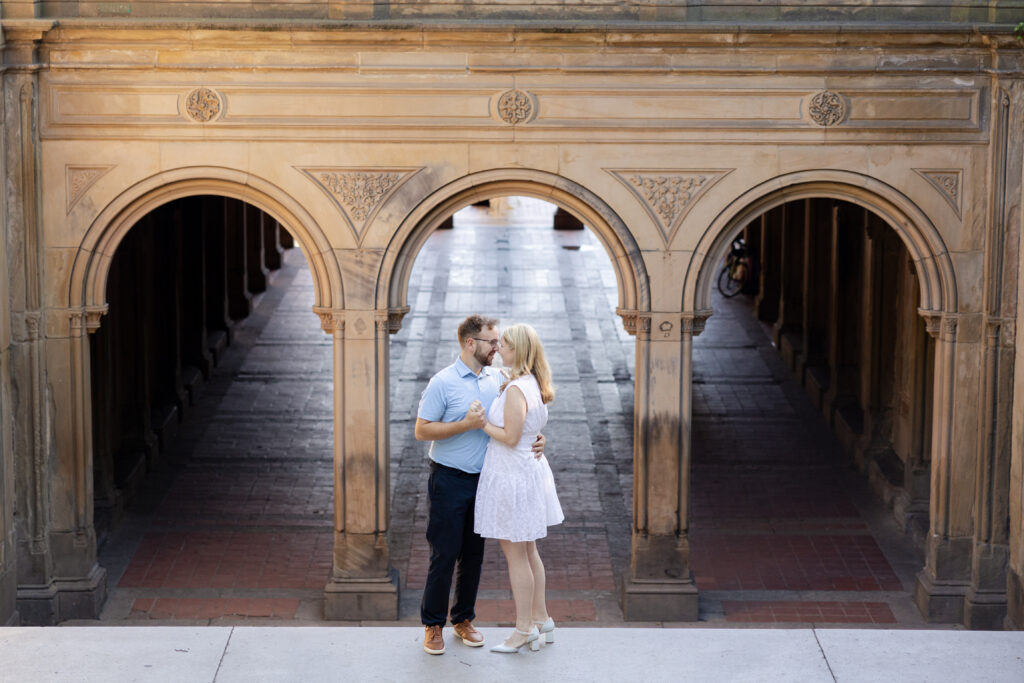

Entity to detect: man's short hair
[457,315,499,345]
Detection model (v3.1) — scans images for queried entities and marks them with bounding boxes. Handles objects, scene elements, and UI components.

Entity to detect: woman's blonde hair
[501,323,555,404]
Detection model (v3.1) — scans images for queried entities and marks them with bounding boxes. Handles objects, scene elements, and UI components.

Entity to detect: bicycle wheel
[717,266,743,298]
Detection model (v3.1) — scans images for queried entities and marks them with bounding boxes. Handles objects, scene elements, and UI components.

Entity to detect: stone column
[755,213,781,323]
[966,86,1019,629]
[619,310,703,621]
[263,215,284,272]
[802,200,833,408]
[320,308,402,620]
[0,58,15,625]
[224,198,252,320]
[774,201,806,370]
[824,203,863,431]
[244,204,268,295]
[914,312,982,624]
[203,197,232,361]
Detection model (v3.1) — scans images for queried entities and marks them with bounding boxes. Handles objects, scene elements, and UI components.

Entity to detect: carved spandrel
[297,167,422,244]
[914,169,963,219]
[609,170,731,247]
[66,165,114,214]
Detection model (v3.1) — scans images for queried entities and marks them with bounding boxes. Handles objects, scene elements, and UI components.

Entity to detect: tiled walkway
[92,199,935,628]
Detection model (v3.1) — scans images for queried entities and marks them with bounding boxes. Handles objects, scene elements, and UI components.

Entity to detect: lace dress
[474,375,564,542]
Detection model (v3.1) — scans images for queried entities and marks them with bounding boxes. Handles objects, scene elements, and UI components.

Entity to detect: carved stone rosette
[183,87,223,123]
[807,90,847,127]
[495,90,536,125]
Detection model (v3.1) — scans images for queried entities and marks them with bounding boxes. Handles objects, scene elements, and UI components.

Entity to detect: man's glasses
[472,337,501,349]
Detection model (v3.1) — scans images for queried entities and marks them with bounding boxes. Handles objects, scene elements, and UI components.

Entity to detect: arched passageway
[88,194,337,621]
[688,197,936,624]
[387,197,634,622]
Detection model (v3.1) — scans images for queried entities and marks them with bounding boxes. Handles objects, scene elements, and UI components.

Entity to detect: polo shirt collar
[455,357,482,378]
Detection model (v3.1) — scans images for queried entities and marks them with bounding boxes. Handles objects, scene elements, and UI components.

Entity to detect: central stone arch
[377,168,649,317]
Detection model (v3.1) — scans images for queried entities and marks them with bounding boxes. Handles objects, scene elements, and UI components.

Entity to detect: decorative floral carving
[682,311,712,337]
[609,170,731,246]
[318,172,401,222]
[915,169,963,219]
[616,309,652,337]
[313,307,345,333]
[66,165,113,213]
[377,307,409,335]
[184,87,222,123]
[497,90,534,125]
[298,167,421,244]
[807,90,847,127]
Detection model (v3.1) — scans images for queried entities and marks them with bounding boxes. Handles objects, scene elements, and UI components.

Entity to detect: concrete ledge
[2,626,1024,683]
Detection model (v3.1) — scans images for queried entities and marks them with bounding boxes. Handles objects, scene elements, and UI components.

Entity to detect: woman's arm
[483,385,527,447]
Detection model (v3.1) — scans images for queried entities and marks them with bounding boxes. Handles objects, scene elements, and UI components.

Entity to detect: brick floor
[96,198,930,627]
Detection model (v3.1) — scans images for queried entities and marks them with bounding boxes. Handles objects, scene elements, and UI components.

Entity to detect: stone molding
[609,169,731,247]
[915,169,963,219]
[65,165,113,214]
[806,90,848,127]
[182,87,223,123]
[297,167,422,245]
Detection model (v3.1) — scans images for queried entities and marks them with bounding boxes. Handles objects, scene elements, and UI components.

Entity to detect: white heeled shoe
[490,626,540,653]
[534,617,555,645]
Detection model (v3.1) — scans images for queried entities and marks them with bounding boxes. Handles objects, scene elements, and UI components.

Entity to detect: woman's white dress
[474,374,564,542]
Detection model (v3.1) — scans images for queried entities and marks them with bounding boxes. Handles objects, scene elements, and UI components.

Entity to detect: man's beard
[475,346,494,366]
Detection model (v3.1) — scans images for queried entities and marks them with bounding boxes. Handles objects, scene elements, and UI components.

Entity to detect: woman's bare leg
[499,539,535,643]
[526,541,549,623]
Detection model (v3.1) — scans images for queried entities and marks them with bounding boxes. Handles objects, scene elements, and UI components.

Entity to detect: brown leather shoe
[453,620,484,647]
[423,625,445,655]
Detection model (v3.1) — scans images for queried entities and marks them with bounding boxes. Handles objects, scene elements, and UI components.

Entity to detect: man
[415,314,545,655]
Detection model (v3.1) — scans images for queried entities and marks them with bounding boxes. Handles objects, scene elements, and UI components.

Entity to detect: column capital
[375,306,409,335]
[918,309,963,342]
[681,310,713,336]
[68,306,108,335]
[616,308,651,338]
[313,306,345,333]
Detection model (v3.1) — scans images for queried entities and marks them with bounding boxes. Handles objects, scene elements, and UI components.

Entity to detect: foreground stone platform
[2,627,1022,682]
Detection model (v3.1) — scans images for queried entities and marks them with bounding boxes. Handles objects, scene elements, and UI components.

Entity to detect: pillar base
[622,578,699,622]
[1006,568,1023,631]
[914,570,967,624]
[16,564,107,625]
[964,587,1007,630]
[324,569,399,621]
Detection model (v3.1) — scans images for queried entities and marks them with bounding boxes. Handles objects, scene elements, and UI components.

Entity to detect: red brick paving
[98,200,926,625]
[722,600,896,624]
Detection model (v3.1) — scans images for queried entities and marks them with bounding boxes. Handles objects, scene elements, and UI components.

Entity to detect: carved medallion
[496,90,536,125]
[184,87,223,123]
[608,169,732,246]
[807,90,847,127]
[914,169,963,219]
[297,167,422,243]
[66,165,114,213]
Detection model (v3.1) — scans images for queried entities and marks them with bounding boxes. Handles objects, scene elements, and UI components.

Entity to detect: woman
[474,323,564,653]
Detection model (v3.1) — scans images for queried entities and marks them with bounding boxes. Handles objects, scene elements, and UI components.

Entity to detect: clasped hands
[465,400,545,459]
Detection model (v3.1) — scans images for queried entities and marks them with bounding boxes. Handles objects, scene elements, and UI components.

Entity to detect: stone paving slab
[3,627,1022,683]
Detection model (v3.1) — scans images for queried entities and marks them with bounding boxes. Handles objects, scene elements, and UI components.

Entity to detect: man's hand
[531,433,546,460]
[463,400,486,430]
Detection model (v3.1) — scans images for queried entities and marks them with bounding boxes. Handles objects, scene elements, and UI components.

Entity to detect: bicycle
[717,237,751,298]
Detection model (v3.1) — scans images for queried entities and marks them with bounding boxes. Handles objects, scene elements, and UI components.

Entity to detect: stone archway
[681,170,975,624]
[45,168,344,623]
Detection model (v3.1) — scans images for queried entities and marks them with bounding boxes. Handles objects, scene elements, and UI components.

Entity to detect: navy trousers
[420,462,486,626]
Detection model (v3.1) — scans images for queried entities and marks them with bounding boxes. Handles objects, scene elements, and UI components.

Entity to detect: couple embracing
[416,315,564,655]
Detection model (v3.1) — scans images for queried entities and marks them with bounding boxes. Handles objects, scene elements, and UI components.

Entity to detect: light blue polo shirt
[417,357,502,473]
